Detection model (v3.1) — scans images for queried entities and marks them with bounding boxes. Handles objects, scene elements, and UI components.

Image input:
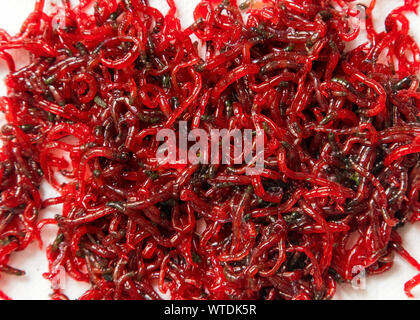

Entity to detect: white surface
[0,0,419,300]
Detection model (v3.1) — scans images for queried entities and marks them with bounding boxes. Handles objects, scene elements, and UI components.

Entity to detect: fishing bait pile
[0,0,420,300]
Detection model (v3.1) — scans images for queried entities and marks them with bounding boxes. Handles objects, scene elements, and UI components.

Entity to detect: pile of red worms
[0,0,419,300]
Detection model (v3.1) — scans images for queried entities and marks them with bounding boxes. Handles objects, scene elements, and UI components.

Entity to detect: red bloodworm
[211,64,260,104]
[342,63,387,117]
[164,67,202,128]
[71,73,98,104]
[100,36,141,70]
[258,238,286,277]
[384,143,420,167]
[405,273,420,298]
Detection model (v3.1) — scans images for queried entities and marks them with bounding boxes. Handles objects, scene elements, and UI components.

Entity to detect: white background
[0,0,419,300]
